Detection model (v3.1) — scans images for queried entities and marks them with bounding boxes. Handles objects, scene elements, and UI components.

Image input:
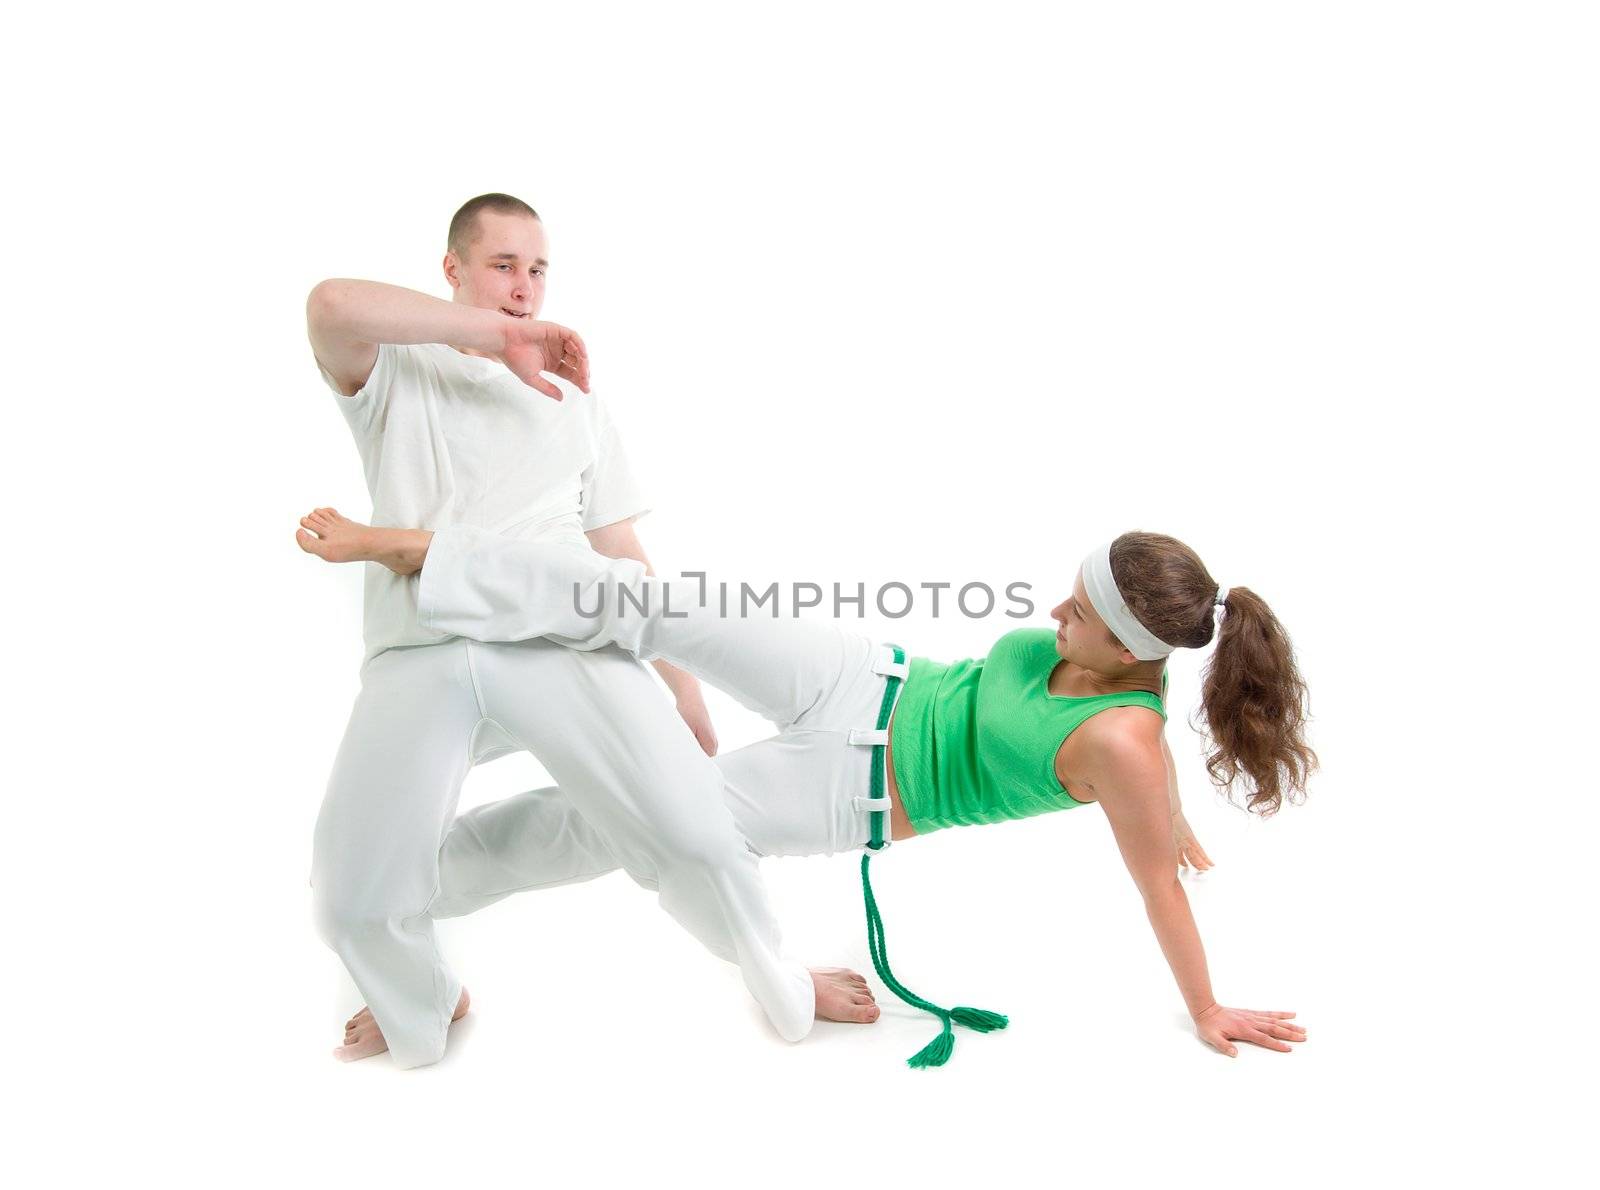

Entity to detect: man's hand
[496,318,591,400]
[582,518,711,753]
[1192,1003,1306,1056]
[676,689,719,757]
[1173,810,1213,872]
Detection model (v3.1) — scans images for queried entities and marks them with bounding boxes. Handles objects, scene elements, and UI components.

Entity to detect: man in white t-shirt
[301,194,876,1067]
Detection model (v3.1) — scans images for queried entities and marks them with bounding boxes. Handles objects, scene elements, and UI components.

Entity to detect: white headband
[1081,544,1231,659]
[1081,542,1176,661]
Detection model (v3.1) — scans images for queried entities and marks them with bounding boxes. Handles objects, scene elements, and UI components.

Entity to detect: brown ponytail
[1110,531,1318,817]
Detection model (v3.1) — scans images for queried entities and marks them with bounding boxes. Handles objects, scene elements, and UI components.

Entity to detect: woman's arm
[1073,724,1218,1015]
[1065,719,1302,1055]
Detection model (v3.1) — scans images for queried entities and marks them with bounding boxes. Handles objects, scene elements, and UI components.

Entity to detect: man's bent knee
[312,884,424,951]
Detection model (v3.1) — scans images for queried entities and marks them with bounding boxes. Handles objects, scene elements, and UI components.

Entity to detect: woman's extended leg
[415,524,881,732]
[297,510,883,731]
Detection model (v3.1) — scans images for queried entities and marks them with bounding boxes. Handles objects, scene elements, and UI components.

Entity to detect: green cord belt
[858,644,1009,1068]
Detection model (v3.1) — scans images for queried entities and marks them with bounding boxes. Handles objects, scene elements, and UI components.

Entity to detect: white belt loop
[853,796,893,813]
[872,649,909,682]
[849,728,890,747]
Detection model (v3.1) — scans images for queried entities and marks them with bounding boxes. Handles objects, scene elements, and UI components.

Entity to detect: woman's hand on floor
[1192,1003,1306,1056]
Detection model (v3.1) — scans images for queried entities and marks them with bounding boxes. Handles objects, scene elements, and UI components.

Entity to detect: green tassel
[950,1006,1010,1033]
[907,1021,955,1069]
[862,850,1014,1068]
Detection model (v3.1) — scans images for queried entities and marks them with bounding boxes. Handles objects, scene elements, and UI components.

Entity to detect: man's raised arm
[305,279,589,400]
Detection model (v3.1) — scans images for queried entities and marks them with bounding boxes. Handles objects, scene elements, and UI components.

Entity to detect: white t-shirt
[322,341,649,660]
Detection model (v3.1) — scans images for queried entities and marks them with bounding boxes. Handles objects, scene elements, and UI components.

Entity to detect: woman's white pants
[415,527,897,861]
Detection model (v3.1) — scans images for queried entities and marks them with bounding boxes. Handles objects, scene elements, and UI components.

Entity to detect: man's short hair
[447,193,541,260]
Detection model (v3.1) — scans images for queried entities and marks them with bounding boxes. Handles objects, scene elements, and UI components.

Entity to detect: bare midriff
[884,708,918,841]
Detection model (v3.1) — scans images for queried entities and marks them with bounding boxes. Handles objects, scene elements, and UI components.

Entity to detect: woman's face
[1049,568,1135,670]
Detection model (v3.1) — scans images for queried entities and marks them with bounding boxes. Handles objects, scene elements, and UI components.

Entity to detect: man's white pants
[312,635,817,1069]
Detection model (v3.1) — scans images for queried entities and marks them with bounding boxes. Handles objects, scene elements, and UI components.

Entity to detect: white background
[5,2,1595,1186]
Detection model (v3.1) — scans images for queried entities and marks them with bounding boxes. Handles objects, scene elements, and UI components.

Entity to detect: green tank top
[890,628,1168,833]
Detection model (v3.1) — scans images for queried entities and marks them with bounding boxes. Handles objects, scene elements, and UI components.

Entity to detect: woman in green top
[298,508,1315,1062]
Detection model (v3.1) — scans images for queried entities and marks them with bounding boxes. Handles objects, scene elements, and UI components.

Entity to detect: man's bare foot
[335,987,471,1063]
[296,507,433,576]
[811,967,880,1024]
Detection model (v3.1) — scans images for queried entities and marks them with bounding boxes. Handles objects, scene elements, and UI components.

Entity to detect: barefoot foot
[296,507,432,576]
[810,967,880,1024]
[334,987,471,1063]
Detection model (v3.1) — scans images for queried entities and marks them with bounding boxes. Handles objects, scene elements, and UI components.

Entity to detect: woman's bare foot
[335,987,471,1063]
[811,967,880,1024]
[296,507,433,576]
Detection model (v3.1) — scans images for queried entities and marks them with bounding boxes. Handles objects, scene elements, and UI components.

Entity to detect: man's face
[443,210,550,320]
